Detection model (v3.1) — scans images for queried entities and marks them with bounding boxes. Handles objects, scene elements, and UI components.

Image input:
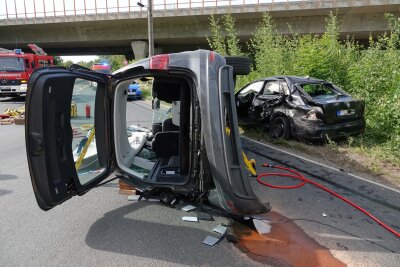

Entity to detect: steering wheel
[246,92,257,102]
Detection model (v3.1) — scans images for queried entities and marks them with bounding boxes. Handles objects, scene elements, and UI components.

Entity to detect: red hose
[257,163,400,238]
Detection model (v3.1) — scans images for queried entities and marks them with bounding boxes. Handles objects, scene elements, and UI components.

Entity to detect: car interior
[113,74,195,186]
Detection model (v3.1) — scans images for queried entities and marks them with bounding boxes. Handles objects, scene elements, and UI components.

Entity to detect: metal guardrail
[0,0,338,21]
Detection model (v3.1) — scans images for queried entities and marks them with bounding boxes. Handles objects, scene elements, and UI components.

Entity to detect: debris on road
[1,117,14,125]
[1,106,25,125]
[196,212,213,221]
[203,224,229,247]
[14,116,25,125]
[252,219,271,235]
[203,235,220,247]
[118,179,136,195]
[182,205,196,212]
[127,195,141,201]
[182,216,198,222]
[213,225,228,235]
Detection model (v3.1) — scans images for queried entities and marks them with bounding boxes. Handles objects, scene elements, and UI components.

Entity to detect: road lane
[126,100,154,130]
[242,139,400,266]
[0,98,261,267]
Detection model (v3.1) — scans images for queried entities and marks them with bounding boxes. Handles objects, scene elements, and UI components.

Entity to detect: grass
[139,83,152,100]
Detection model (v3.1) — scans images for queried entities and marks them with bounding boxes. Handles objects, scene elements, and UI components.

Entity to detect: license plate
[0,87,11,90]
[336,109,355,116]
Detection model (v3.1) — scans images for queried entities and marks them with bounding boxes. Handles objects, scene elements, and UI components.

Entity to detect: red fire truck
[0,44,54,97]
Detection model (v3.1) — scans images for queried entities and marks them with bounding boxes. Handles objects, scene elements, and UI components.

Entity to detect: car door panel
[26,68,112,210]
[250,80,285,121]
[235,81,265,119]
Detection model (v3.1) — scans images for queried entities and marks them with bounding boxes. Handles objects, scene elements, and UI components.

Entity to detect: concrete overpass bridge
[0,0,399,59]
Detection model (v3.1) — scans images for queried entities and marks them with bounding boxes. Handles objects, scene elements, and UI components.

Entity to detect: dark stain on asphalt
[336,242,349,251]
[233,211,346,267]
[0,174,17,180]
[0,189,12,197]
[297,197,303,202]
[362,219,374,225]
[390,224,400,230]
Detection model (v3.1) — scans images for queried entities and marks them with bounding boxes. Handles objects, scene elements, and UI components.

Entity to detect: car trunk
[312,96,364,124]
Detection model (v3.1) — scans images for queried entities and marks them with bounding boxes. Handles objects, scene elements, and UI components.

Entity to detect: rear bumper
[293,117,365,140]
[0,84,27,96]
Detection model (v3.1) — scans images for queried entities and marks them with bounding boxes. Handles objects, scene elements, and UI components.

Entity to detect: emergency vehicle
[0,44,54,97]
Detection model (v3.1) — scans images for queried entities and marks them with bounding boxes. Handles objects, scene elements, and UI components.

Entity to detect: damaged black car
[235,76,365,140]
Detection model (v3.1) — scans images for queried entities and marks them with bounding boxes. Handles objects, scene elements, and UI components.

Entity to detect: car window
[262,81,282,95]
[71,78,105,185]
[239,81,264,95]
[301,83,338,98]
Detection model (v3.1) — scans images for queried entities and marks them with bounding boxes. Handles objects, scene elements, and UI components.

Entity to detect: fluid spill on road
[232,211,346,267]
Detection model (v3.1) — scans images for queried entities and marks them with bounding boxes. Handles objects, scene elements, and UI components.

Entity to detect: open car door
[25,67,114,210]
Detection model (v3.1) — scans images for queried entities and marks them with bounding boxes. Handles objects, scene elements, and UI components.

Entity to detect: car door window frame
[261,80,283,96]
[25,68,113,210]
[238,80,265,96]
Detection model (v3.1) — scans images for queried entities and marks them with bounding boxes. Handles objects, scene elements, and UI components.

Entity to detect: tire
[224,56,251,75]
[269,116,291,140]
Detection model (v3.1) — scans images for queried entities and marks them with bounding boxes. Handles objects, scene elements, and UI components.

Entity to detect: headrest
[152,80,181,103]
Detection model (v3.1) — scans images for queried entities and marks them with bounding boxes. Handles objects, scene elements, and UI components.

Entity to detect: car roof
[258,76,327,84]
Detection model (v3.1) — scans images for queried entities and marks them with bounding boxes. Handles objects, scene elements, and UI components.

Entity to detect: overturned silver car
[25,50,269,215]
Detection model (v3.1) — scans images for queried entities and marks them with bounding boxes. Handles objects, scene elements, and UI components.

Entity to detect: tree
[207,14,242,56]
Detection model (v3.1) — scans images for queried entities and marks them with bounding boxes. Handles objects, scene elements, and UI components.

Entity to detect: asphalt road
[1,96,399,266]
[0,97,259,267]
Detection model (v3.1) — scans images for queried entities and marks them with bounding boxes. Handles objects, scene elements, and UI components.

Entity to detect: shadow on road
[0,174,18,180]
[0,189,12,197]
[85,201,238,265]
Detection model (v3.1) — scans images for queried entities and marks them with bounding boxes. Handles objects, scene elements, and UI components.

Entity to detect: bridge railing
[0,0,338,21]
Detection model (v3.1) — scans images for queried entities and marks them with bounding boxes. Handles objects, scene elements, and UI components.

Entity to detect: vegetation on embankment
[208,12,400,168]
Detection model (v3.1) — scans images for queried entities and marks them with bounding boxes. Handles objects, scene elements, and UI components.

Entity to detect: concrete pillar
[131,40,148,60]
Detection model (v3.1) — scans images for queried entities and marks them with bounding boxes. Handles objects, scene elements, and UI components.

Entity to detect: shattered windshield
[0,57,25,72]
[300,83,339,99]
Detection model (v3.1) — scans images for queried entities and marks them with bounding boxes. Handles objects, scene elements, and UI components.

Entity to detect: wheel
[269,116,291,140]
[224,56,251,75]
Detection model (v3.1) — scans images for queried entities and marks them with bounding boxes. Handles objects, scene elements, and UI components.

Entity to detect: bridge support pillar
[131,40,148,60]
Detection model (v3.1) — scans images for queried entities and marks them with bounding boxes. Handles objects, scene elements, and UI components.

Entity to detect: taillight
[209,51,215,62]
[150,54,169,70]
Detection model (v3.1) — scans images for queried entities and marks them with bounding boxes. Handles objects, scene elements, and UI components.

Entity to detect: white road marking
[242,136,400,194]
